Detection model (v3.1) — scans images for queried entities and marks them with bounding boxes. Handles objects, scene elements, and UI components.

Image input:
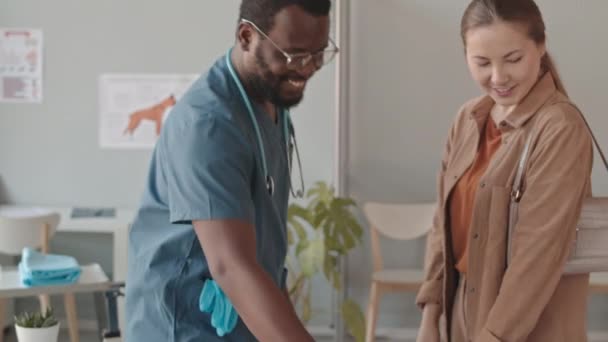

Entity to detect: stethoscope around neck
[225,49,305,198]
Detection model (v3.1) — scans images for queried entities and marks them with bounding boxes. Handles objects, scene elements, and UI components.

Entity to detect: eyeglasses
[241,18,339,71]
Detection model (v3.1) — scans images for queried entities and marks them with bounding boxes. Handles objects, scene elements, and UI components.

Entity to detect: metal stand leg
[94,292,108,341]
[102,283,124,342]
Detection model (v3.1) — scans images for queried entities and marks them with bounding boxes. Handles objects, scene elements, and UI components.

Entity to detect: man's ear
[236,22,254,52]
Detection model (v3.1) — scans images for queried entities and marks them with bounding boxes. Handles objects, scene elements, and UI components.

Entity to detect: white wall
[0,0,336,208]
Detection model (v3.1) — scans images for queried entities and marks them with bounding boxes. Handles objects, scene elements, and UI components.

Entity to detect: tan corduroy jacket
[416,72,593,342]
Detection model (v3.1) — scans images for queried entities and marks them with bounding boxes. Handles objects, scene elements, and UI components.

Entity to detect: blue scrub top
[125,51,291,342]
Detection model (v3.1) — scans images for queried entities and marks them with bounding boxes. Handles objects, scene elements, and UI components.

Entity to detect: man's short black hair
[239,0,331,33]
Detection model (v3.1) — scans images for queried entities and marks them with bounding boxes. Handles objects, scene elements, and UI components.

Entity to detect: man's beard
[244,46,303,109]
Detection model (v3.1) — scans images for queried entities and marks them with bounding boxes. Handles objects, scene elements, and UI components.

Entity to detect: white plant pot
[14,322,60,342]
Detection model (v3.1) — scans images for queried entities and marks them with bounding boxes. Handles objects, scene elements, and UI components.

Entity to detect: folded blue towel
[18,248,81,287]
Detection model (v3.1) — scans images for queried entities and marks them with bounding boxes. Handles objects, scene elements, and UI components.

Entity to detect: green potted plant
[287,181,366,342]
[14,307,60,342]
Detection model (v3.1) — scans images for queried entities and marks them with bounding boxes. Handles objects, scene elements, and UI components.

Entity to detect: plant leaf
[296,239,310,257]
[333,197,356,208]
[289,204,313,223]
[341,299,366,342]
[322,254,334,280]
[287,227,294,246]
[14,307,57,328]
[302,291,312,323]
[298,238,325,277]
[312,208,328,228]
[290,218,308,241]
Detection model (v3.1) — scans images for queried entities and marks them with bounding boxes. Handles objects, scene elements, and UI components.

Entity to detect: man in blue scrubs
[125,0,338,341]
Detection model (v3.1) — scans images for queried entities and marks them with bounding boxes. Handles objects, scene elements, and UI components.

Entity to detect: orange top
[450,115,502,274]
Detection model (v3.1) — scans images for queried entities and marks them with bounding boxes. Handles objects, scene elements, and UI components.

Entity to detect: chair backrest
[0,207,60,255]
[363,202,435,241]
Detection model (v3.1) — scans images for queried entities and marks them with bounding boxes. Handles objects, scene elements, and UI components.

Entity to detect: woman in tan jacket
[416,0,593,341]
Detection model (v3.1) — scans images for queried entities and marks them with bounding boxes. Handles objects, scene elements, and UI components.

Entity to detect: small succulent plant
[14,307,58,328]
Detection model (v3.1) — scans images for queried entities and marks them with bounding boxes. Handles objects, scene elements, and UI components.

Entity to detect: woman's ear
[538,42,547,59]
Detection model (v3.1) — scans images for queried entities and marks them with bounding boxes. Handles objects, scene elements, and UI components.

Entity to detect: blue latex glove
[199,279,238,336]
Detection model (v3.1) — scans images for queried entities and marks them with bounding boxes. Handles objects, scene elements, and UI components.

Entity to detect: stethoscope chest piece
[266,175,275,196]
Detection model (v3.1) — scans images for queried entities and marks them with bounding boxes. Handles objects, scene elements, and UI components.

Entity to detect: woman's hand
[416,303,441,342]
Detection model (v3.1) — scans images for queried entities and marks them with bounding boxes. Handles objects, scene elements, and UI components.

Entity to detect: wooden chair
[362,202,435,342]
